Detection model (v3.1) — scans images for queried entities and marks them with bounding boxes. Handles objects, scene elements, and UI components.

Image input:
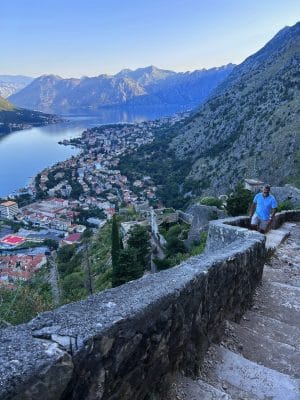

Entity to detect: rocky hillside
[0,96,15,111]
[0,96,60,135]
[0,75,33,98]
[8,65,234,114]
[171,22,300,193]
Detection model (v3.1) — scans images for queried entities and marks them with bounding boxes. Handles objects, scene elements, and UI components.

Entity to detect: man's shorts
[251,214,269,230]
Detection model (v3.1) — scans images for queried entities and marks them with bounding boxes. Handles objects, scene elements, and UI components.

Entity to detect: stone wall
[1,211,299,400]
[205,216,252,252]
[272,209,300,228]
[179,204,226,245]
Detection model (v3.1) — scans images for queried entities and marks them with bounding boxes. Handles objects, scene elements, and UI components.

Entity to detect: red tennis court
[0,235,25,246]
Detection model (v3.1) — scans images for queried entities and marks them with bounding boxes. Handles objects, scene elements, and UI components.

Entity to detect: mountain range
[119,22,300,205]
[0,75,33,98]
[170,22,300,193]
[8,65,234,115]
[3,22,299,200]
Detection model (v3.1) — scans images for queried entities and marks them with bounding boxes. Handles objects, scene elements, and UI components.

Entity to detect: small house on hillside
[61,233,82,246]
[244,179,264,193]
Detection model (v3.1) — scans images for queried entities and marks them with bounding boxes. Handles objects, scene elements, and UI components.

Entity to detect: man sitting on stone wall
[249,184,277,234]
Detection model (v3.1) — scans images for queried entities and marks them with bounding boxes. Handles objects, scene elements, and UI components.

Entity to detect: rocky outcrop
[271,185,300,207]
[1,211,299,400]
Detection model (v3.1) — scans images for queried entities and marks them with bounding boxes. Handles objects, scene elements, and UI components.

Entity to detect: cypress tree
[127,225,150,269]
[111,215,121,287]
[113,248,143,287]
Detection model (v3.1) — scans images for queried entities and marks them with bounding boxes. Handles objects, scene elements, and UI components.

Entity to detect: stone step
[254,281,300,327]
[224,320,300,378]
[239,311,300,349]
[265,223,295,251]
[263,265,300,288]
[165,373,232,400]
[206,345,300,400]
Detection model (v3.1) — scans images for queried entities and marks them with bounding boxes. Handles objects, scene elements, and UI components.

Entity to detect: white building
[0,201,19,219]
[244,179,264,193]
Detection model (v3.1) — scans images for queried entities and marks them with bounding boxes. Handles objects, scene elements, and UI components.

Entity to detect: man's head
[262,184,271,197]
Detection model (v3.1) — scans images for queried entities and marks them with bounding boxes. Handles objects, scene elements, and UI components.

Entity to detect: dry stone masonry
[1,211,299,400]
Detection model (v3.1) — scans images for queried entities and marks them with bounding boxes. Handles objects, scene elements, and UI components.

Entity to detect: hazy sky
[1,0,299,78]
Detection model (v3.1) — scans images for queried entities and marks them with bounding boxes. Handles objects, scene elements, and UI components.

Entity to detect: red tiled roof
[1,201,17,207]
[64,233,81,243]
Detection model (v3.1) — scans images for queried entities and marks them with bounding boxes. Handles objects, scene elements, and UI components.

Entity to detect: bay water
[0,106,179,197]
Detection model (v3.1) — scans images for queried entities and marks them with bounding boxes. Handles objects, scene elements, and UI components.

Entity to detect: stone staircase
[165,223,300,400]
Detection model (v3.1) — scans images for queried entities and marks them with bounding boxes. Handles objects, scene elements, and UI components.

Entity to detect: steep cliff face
[172,22,300,193]
[8,65,234,114]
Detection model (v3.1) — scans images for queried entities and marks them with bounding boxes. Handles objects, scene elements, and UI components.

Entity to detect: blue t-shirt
[253,193,277,220]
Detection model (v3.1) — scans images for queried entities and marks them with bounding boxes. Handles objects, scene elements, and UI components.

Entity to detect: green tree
[200,196,223,209]
[153,257,172,271]
[111,215,121,286]
[61,271,87,302]
[166,237,187,255]
[226,183,253,216]
[57,244,76,263]
[0,285,52,326]
[82,228,93,239]
[127,225,150,269]
[70,181,84,199]
[277,200,293,211]
[112,248,143,287]
[44,238,59,250]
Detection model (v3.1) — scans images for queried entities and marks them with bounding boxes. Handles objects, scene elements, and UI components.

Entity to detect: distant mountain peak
[0,75,34,98]
[273,21,300,39]
[38,74,63,80]
[136,65,175,74]
[117,68,133,76]
[8,64,235,114]
[141,65,162,72]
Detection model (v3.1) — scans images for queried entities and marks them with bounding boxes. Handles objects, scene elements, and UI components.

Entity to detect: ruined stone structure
[1,211,299,400]
[179,204,226,245]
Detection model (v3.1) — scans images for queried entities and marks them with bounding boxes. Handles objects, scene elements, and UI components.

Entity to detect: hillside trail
[164,222,300,400]
[48,252,61,306]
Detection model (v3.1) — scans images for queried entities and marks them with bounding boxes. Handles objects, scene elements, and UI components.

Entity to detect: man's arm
[249,202,256,218]
[267,207,277,231]
[269,196,277,224]
[270,207,276,221]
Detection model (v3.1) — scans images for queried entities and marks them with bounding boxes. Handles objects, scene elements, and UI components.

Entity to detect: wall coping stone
[1,210,299,400]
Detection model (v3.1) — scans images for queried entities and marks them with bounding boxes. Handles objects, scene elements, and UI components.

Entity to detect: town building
[244,179,264,193]
[0,201,19,219]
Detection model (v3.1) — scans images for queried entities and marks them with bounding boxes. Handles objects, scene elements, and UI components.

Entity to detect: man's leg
[259,220,269,234]
[250,214,259,231]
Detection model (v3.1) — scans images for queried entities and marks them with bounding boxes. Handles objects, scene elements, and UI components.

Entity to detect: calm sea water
[0,106,180,197]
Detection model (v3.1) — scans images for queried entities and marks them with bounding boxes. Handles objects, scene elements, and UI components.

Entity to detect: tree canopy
[226,183,253,216]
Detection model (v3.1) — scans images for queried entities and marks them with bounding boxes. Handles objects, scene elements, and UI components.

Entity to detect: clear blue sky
[1,0,299,78]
